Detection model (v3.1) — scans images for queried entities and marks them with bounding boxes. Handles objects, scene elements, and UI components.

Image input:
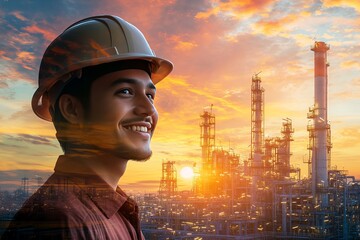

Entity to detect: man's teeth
[129,126,148,132]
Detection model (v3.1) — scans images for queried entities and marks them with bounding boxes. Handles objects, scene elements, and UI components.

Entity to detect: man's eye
[117,89,132,95]
[147,94,155,101]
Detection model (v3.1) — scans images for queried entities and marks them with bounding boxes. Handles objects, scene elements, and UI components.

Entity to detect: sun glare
[180,166,194,179]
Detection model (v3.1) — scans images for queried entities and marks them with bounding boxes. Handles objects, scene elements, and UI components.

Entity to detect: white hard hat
[32,15,173,121]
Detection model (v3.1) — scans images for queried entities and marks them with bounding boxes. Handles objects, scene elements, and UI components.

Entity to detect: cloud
[332,127,360,153]
[9,105,37,121]
[0,169,52,191]
[195,0,275,20]
[5,133,57,148]
[0,50,11,61]
[0,56,36,86]
[0,81,9,89]
[254,14,299,35]
[11,11,28,21]
[168,35,198,51]
[341,60,360,68]
[122,179,161,192]
[332,90,360,100]
[323,0,360,13]
[352,77,360,86]
[0,141,20,149]
[0,0,359,191]
[158,151,171,155]
[19,134,56,145]
[11,32,36,45]
[341,127,360,138]
[175,160,197,167]
[4,104,56,137]
[16,51,36,70]
[0,89,15,100]
[23,24,57,42]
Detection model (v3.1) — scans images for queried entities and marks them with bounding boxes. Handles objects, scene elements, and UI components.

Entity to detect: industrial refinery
[139,42,360,239]
[0,41,359,239]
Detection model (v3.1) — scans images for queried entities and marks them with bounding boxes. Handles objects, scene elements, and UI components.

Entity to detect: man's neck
[62,151,128,190]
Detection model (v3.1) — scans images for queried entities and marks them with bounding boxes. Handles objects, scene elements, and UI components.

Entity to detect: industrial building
[141,41,360,239]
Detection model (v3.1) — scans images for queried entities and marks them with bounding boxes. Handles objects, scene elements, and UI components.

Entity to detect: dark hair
[51,74,94,152]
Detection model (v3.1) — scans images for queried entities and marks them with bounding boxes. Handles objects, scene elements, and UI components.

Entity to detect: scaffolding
[159,161,177,197]
[199,106,216,195]
[277,118,294,178]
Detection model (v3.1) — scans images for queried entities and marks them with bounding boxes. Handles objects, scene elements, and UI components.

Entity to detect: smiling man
[2,15,172,240]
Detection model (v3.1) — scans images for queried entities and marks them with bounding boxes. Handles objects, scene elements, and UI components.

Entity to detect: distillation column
[251,74,264,170]
[200,106,215,195]
[251,74,264,206]
[310,41,331,207]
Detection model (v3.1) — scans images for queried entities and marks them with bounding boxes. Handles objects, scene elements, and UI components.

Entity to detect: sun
[180,166,194,179]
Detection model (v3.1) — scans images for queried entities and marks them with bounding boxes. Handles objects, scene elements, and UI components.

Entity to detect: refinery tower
[142,41,360,239]
[307,41,332,207]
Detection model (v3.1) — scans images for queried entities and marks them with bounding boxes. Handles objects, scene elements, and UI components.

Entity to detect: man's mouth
[123,122,152,134]
[125,125,150,133]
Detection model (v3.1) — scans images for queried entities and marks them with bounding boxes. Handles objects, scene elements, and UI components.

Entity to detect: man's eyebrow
[109,78,156,90]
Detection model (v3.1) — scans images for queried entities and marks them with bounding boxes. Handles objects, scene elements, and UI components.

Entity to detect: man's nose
[133,94,157,117]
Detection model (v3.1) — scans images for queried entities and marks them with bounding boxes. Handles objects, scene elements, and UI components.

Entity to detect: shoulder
[1,177,90,239]
[16,176,86,220]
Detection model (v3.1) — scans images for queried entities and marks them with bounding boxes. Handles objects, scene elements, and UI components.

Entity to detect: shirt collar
[54,155,136,219]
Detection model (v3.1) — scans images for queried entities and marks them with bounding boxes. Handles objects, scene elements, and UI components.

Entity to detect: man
[2,15,172,239]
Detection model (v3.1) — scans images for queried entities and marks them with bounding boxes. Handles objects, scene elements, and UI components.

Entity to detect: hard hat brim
[32,55,173,122]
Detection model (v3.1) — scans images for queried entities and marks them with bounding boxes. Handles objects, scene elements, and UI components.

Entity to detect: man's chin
[130,151,152,162]
[113,148,152,162]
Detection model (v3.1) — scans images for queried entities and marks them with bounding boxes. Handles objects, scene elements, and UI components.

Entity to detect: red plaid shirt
[2,156,144,240]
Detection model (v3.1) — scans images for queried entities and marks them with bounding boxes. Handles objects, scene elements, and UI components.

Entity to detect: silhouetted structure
[159,161,177,197]
[144,41,360,239]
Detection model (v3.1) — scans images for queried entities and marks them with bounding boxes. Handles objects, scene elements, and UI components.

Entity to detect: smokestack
[251,73,264,166]
[311,41,330,207]
[250,73,264,206]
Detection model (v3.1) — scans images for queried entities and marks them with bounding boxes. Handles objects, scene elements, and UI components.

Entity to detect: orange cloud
[195,0,275,19]
[11,32,35,45]
[159,75,247,115]
[0,62,34,83]
[17,51,36,70]
[341,127,360,137]
[332,127,360,153]
[111,0,174,31]
[11,11,28,21]
[188,88,246,114]
[168,35,198,51]
[254,14,299,35]
[195,6,220,19]
[0,50,11,61]
[24,24,57,42]
[0,0,359,191]
[323,0,360,12]
[341,60,360,68]
[333,89,360,100]
[352,78,360,86]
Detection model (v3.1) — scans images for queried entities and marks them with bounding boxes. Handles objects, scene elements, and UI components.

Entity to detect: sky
[0,0,359,193]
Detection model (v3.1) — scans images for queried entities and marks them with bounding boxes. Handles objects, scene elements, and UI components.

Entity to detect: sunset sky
[0,0,359,193]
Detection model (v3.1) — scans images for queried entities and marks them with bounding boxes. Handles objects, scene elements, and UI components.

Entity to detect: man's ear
[58,94,84,124]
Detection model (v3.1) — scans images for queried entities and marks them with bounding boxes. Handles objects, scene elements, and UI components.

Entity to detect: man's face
[81,69,158,161]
